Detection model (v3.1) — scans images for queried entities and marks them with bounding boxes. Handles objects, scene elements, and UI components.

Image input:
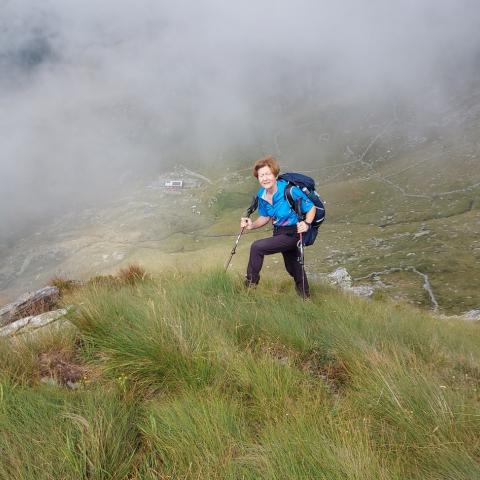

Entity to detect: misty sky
[1,0,480,238]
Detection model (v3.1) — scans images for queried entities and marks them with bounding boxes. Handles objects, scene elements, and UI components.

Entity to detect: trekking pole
[295,199,306,300]
[224,196,258,271]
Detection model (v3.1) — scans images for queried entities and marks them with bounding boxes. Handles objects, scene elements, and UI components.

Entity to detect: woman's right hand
[240,217,253,229]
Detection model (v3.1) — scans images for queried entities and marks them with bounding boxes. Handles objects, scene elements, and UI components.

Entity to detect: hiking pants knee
[246,233,309,296]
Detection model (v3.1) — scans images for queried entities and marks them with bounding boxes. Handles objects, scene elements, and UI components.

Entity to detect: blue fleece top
[257,179,314,227]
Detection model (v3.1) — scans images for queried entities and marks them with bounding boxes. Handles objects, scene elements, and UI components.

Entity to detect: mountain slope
[1,87,479,313]
[1,270,479,478]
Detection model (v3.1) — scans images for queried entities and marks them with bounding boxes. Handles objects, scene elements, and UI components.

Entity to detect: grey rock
[437,309,480,322]
[413,229,430,239]
[463,309,480,321]
[0,308,67,337]
[40,377,58,387]
[0,286,59,326]
[327,268,353,289]
[325,268,377,299]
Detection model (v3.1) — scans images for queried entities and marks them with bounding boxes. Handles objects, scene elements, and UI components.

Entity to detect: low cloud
[1,0,479,238]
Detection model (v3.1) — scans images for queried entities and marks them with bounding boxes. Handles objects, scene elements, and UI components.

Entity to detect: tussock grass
[49,276,80,296]
[117,263,149,285]
[1,268,479,478]
[0,381,138,480]
[0,326,79,385]
[139,392,252,479]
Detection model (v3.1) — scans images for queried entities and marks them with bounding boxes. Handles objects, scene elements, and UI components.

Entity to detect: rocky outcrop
[326,267,375,298]
[0,309,69,337]
[437,309,480,322]
[0,286,59,326]
[463,309,480,321]
[327,267,353,289]
[326,268,479,321]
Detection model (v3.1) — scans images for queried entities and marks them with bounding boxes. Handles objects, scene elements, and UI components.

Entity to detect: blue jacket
[257,179,314,227]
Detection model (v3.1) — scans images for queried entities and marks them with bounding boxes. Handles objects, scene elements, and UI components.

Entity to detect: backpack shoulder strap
[284,184,295,209]
[285,184,303,218]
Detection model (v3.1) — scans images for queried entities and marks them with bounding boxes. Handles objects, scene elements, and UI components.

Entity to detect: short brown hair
[253,155,280,178]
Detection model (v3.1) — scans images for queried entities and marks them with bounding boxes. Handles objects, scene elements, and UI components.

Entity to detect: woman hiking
[240,155,316,297]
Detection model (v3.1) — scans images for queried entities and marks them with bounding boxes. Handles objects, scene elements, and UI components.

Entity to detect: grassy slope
[171,163,479,314]
[1,270,479,479]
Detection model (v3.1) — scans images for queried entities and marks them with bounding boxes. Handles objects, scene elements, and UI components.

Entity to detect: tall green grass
[1,269,479,478]
[0,380,138,479]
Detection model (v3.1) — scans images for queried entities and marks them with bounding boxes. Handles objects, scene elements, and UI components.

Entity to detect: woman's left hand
[297,221,309,233]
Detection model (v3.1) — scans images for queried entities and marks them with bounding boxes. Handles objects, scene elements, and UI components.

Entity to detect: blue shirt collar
[258,179,287,201]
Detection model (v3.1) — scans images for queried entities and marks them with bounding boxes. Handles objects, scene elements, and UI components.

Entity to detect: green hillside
[1,89,479,313]
[1,269,479,479]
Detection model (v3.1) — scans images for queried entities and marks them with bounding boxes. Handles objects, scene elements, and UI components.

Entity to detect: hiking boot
[295,286,310,299]
[244,276,258,289]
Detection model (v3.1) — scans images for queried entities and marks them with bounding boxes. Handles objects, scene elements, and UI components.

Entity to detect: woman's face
[257,165,276,190]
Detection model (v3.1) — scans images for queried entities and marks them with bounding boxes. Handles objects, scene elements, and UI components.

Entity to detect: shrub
[49,276,80,296]
[117,264,148,285]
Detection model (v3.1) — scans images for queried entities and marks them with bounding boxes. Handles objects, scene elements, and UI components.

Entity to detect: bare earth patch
[38,349,89,386]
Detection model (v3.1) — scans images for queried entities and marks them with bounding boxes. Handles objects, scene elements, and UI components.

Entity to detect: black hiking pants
[246,227,309,297]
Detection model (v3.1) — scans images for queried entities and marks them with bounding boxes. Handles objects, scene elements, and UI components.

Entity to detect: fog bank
[1,0,479,238]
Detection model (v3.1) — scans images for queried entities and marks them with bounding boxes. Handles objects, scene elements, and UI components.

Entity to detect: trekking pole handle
[225,195,258,270]
[246,196,259,217]
[296,200,306,299]
[295,198,304,220]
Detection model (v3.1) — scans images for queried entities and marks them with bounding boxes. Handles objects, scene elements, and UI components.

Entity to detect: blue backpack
[278,172,326,246]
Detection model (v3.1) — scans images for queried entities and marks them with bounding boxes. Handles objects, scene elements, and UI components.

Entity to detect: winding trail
[272,109,480,201]
[177,165,213,184]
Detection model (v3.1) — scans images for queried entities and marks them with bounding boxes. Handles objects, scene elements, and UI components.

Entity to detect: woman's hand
[241,217,253,230]
[297,221,310,233]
